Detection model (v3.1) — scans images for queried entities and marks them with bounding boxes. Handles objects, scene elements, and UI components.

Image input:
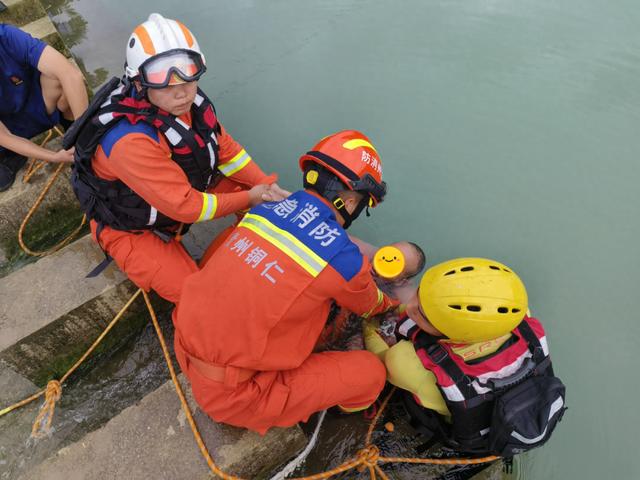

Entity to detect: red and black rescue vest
[69,77,221,232]
[403,317,555,454]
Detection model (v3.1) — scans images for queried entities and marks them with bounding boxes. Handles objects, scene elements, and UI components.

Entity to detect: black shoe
[0,152,28,192]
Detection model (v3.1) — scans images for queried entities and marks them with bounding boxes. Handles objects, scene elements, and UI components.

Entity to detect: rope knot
[31,380,63,438]
[45,380,62,401]
[357,445,380,467]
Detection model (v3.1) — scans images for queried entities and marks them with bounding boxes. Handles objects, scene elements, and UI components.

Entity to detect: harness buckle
[427,343,448,365]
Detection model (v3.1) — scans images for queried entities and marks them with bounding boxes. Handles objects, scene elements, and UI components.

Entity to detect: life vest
[405,317,561,455]
[69,76,221,232]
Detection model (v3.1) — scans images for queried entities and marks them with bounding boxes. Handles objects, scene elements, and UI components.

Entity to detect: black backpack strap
[86,222,113,278]
[424,342,476,399]
[86,255,113,278]
[63,76,122,149]
[516,320,546,363]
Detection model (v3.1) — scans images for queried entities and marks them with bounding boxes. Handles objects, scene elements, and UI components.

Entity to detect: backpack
[412,319,567,456]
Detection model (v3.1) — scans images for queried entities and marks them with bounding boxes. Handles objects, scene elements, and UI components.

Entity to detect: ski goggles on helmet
[349,174,387,206]
[138,49,206,88]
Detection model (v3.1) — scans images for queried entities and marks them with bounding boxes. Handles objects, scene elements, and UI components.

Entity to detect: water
[35,1,640,479]
[0,314,175,479]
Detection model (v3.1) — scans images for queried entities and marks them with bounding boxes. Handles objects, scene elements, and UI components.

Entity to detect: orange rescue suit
[90,112,271,303]
[174,190,396,433]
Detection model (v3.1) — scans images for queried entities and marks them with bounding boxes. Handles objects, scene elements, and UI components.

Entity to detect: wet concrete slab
[21,15,56,38]
[0,139,79,268]
[18,374,307,480]
[0,235,127,353]
[0,214,238,385]
[0,234,160,385]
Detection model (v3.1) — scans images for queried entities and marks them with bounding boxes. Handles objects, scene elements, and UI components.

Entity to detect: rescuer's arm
[37,46,88,119]
[333,256,397,320]
[0,120,74,162]
[107,133,268,223]
[385,340,451,416]
[216,124,290,199]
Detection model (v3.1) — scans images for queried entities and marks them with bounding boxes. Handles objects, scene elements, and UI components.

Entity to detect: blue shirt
[0,24,47,115]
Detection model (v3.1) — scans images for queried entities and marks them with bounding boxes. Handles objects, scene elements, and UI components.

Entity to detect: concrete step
[0,0,71,55]
[0,138,83,278]
[16,374,307,480]
[0,0,89,276]
[0,233,158,386]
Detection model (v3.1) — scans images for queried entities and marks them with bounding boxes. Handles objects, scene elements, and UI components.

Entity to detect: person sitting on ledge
[0,23,86,191]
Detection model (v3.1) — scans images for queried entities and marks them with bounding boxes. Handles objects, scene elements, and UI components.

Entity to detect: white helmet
[125,13,206,87]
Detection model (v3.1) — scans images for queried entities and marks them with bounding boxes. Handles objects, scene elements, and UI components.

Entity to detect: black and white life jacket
[68,76,221,232]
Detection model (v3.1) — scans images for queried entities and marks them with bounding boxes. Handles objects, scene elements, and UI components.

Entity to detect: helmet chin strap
[331,195,369,230]
[302,165,370,229]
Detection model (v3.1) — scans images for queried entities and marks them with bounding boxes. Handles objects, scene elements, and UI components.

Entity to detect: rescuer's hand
[268,182,291,201]
[51,147,75,163]
[248,183,273,206]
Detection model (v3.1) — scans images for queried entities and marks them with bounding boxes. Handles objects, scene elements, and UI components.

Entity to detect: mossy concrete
[17,374,307,480]
[0,0,48,27]
[0,138,83,278]
[0,1,86,276]
[0,234,172,386]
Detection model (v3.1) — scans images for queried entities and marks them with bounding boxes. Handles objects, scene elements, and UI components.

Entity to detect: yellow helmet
[418,258,528,343]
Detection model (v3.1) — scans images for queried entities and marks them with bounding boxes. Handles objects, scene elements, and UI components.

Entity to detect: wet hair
[405,242,426,279]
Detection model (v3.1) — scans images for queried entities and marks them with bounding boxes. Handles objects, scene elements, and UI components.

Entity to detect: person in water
[355,239,426,302]
[0,23,86,191]
[70,13,288,303]
[174,130,398,434]
[364,257,566,471]
[316,240,426,350]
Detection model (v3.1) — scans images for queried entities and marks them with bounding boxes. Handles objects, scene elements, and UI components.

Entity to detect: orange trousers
[174,335,386,434]
[92,178,247,304]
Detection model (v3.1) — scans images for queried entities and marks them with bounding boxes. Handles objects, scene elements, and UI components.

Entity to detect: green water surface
[46,1,640,478]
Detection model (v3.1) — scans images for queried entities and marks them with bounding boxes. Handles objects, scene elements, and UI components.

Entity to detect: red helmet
[299,130,387,206]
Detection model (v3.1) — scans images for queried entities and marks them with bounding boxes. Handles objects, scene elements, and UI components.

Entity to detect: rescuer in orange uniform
[69,14,288,303]
[174,130,397,433]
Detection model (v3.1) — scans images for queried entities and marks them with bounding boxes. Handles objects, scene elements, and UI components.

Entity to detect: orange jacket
[175,190,397,371]
[92,112,271,224]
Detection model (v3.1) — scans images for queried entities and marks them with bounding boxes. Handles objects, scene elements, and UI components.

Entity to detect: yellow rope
[22,127,62,183]
[30,380,61,438]
[0,286,499,474]
[0,289,142,434]
[144,291,498,479]
[18,127,86,257]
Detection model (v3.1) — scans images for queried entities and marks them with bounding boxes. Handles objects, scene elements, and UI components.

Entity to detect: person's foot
[0,152,28,192]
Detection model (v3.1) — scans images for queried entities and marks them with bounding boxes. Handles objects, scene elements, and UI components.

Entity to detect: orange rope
[22,127,63,183]
[0,290,142,435]
[18,127,86,257]
[378,455,500,466]
[1,287,500,475]
[145,291,498,479]
[30,380,61,438]
[365,387,396,445]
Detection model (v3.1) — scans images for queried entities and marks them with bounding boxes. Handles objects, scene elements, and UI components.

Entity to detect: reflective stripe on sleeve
[197,193,218,222]
[361,288,385,319]
[218,149,251,176]
[238,213,327,277]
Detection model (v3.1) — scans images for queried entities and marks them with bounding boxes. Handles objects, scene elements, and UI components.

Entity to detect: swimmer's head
[373,241,426,281]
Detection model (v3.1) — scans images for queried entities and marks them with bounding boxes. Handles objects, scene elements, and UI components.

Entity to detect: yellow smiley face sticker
[373,246,405,279]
